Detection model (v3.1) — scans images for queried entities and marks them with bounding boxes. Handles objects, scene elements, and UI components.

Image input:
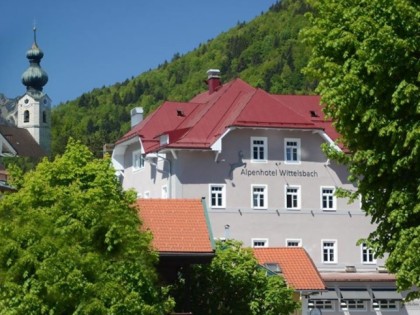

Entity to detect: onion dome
[21,28,48,94]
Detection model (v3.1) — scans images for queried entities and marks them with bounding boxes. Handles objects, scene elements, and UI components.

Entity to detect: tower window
[24,110,30,123]
[42,111,47,123]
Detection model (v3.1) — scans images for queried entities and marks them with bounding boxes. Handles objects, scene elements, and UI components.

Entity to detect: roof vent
[206,69,222,94]
[310,110,319,117]
[345,265,356,273]
[177,109,185,117]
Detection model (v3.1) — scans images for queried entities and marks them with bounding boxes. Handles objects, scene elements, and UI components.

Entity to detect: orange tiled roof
[136,198,214,254]
[253,247,325,291]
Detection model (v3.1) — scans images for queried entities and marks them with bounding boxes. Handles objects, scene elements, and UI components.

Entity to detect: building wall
[122,128,384,271]
[17,94,51,153]
[122,142,171,198]
[119,120,420,314]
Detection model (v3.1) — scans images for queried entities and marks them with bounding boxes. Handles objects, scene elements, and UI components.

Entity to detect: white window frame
[321,186,336,211]
[361,243,377,264]
[251,137,267,163]
[252,238,269,248]
[285,185,301,210]
[340,300,367,311]
[286,239,302,247]
[209,184,226,209]
[309,300,335,311]
[284,138,301,164]
[132,149,145,171]
[373,299,400,311]
[161,185,168,199]
[322,239,338,264]
[252,184,267,209]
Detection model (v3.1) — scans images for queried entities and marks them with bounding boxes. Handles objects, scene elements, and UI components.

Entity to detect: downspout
[156,153,173,198]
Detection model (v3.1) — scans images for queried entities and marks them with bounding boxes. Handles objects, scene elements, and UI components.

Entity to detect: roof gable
[253,247,325,291]
[136,198,214,253]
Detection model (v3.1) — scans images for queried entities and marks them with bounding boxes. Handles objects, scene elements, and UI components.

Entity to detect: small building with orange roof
[136,198,215,284]
[254,247,325,315]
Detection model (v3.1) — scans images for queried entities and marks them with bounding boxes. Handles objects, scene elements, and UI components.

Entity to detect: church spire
[21,27,48,98]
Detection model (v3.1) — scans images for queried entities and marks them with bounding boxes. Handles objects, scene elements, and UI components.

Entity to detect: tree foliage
[51,0,315,157]
[172,240,299,315]
[302,0,420,299]
[0,139,174,314]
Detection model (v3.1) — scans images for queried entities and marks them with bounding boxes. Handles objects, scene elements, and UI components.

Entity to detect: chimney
[130,107,143,128]
[207,69,222,94]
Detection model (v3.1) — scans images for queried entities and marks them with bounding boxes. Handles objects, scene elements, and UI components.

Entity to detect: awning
[310,290,339,300]
[340,290,371,300]
[372,290,403,300]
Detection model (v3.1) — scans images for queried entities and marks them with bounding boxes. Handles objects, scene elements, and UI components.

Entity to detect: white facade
[17,94,51,154]
[112,78,419,314]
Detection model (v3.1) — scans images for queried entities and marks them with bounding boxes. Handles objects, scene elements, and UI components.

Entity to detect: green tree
[0,139,174,314]
[172,240,299,315]
[302,0,420,299]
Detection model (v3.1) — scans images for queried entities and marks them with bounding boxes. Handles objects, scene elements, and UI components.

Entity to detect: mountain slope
[51,0,315,157]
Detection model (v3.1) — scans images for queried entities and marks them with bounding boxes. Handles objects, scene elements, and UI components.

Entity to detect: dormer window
[24,110,30,123]
[160,134,169,146]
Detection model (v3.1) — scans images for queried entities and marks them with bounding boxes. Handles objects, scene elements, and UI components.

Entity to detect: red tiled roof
[136,198,214,254]
[116,78,341,152]
[253,247,325,291]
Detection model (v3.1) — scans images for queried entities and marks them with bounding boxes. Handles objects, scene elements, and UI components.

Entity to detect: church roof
[0,125,46,158]
[21,27,48,98]
[116,77,342,152]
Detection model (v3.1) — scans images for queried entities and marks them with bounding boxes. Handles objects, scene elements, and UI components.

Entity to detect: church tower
[17,27,51,154]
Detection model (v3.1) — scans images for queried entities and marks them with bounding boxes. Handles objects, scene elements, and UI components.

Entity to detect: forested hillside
[51,0,315,157]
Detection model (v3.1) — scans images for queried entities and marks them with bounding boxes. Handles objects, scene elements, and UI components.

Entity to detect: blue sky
[1,0,276,105]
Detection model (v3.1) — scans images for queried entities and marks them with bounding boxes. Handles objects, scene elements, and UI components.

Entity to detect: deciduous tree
[0,139,174,314]
[172,240,299,315]
[302,0,419,299]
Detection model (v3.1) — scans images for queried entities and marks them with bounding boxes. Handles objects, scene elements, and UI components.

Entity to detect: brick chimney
[206,69,222,94]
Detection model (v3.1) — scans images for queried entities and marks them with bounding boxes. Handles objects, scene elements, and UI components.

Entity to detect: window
[361,243,376,264]
[321,187,336,210]
[309,300,334,310]
[132,150,144,171]
[373,300,399,310]
[143,191,150,199]
[285,186,300,209]
[286,239,302,247]
[161,185,168,199]
[251,137,267,162]
[322,240,337,263]
[264,263,281,274]
[24,110,30,123]
[42,110,47,123]
[210,184,226,208]
[252,185,267,209]
[284,138,300,163]
[252,238,268,248]
[341,300,366,311]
